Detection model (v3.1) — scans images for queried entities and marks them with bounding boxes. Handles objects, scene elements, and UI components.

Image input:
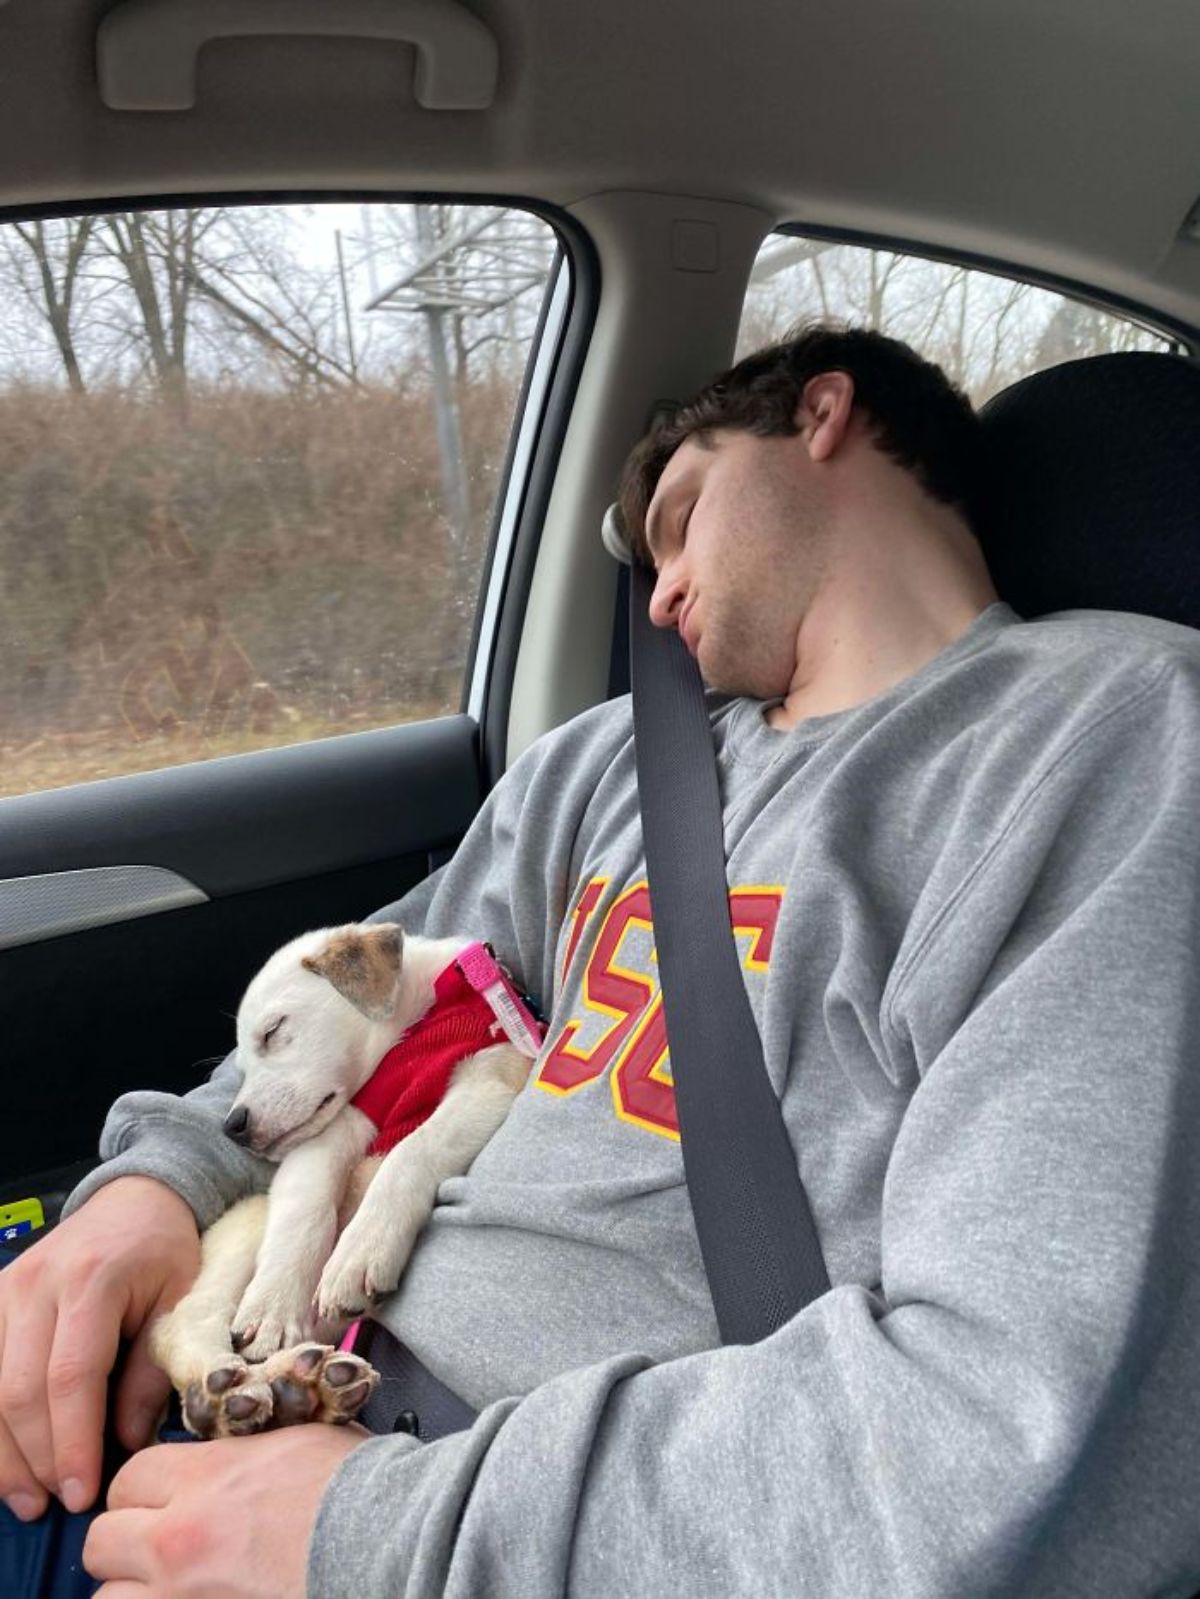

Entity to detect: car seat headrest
[601,501,633,565]
[977,351,1200,626]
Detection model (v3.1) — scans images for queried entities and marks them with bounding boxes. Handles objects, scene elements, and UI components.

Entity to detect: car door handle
[97,0,499,112]
[0,865,208,951]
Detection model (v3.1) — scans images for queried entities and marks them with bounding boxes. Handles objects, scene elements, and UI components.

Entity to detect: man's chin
[700,661,787,703]
[690,632,787,702]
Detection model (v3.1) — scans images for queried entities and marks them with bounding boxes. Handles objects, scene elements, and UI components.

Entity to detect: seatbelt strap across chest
[629,558,831,1344]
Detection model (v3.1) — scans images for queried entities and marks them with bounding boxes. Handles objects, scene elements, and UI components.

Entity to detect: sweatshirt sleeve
[306,660,1200,1598]
[63,718,588,1228]
[61,1049,274,1229]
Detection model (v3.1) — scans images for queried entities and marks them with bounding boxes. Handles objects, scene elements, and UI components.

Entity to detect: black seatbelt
[607,559,632,698]
[629,558,831,1344]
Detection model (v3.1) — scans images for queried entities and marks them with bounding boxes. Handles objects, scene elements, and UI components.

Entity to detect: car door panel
[0,714,483,1204]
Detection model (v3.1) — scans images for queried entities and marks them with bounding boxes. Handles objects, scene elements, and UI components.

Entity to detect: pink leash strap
[453,941,545,1058]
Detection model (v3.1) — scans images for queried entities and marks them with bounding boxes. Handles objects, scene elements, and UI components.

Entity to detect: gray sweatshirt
[67,600,1200,1596]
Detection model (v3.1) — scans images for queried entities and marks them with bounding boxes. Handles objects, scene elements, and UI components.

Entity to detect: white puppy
[150,921,536,1437]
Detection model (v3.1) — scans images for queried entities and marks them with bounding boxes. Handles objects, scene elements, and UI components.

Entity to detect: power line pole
[335,229,358,383]
[413,207,471,554]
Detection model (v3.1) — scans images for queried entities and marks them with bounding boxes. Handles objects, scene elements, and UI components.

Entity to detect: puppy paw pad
[205,1361,248,1396]
[182,1372,272,1439]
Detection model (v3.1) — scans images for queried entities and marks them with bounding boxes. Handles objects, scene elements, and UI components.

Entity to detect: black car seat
[977,351,1200,624]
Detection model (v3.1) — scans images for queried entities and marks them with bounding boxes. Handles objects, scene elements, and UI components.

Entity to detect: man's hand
[0,1175,201,1520]
[82,1424,369,1596]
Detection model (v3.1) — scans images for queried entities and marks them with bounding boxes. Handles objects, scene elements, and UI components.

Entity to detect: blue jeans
[0,1246,197,1598]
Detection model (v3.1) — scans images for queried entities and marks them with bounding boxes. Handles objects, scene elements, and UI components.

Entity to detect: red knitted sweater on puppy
[350,961,501,1156]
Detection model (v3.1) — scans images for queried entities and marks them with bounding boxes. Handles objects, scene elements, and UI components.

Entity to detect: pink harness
[350,942,545,1157]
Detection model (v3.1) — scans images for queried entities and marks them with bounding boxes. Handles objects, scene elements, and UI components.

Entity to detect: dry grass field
[0,377,516,797]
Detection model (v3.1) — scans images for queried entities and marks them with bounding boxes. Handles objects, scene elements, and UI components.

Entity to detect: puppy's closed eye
[260,1017,287,1050]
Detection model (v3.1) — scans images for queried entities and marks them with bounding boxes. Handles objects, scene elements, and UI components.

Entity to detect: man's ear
[301,923,404,1022]
[796,371,856,463]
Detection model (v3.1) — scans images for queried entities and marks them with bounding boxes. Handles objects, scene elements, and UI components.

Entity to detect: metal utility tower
[364,208,553,553]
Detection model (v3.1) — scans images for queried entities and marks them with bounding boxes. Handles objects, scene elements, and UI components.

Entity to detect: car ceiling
[1,0,1198,337]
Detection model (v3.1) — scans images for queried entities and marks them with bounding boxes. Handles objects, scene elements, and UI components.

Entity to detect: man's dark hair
[617,321,982,566]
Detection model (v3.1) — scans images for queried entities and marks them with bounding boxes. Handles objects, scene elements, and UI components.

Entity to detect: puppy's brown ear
[302,923,404,1022]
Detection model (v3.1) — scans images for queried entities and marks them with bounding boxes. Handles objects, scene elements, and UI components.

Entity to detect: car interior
[1,0,1198,1252]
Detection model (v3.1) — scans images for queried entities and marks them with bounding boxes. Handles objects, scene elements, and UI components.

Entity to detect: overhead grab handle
[97,0,499,111]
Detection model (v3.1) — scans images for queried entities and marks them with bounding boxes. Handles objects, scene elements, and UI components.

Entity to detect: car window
[738,232,1175,405]
[0,200,559,798]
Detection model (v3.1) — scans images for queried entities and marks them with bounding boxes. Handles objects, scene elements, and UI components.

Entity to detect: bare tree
[0,200,558,403]
[2,217,95,392]
[97,210,210,407]
[738,238,1168,406]
[0,205,365,402]
[1036,297,1163,368]
[181,208,363,391]
[92,207,361,401]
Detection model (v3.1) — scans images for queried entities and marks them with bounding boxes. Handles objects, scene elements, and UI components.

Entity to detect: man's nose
[223,1104,252,1144]
[647,567,685,631]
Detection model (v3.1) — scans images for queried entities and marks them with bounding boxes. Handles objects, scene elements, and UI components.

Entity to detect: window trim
[465,251,570,727]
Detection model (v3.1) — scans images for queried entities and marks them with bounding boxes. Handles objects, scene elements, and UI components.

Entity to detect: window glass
[738,233,1174,405]
[0,202,558,797]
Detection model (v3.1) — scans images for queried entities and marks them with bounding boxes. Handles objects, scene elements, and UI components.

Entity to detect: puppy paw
[315,1215,419,1323]
[181,1356,268,1439]
[230,1286,315,1362]
[181,1345,378,1439]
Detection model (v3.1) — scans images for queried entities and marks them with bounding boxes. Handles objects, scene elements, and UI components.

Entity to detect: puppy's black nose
[223,1105,251,1144]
